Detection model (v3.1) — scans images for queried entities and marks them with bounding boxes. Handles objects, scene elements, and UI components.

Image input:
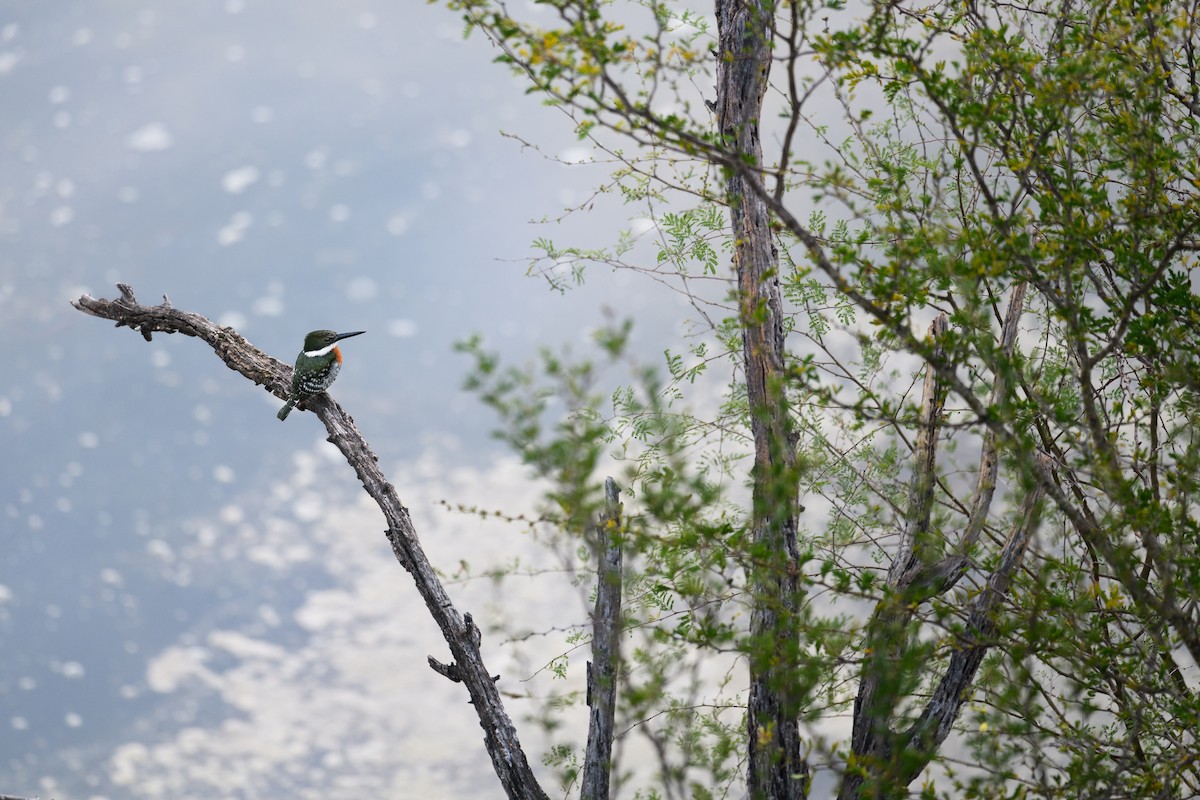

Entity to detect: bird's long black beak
[334,331,366,342]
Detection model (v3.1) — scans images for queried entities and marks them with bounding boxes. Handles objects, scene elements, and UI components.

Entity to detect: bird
[277,329,365,421]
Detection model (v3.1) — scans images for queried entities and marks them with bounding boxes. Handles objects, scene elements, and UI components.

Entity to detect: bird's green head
[302,329,365,355]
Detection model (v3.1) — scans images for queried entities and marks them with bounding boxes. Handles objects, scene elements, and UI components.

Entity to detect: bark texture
[715,1,808,797]
[581,477,624,800]
[71,284,549,800]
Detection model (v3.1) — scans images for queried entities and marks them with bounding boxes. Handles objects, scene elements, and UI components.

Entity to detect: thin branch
[888,313,950,587]
[960,282,1028,556]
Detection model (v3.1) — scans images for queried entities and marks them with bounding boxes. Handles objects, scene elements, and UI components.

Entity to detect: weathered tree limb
[913,283,1029,596]
[581,477,623,800]
[840,305,1048,800]
[888,313,950,587]
[71,285,549,800]
[899,457,1048,778]
[958,283,1027,559]
[845,315,950,800]
[715,0,809,797]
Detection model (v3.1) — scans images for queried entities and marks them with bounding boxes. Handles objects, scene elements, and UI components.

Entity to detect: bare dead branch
[73,283,288,392]
[959,282,1028,557]
[889,313,950,588]
[71,286,549,800]
[913,282,1030,598]
[582,477,624,800]
[900,455,1049,780]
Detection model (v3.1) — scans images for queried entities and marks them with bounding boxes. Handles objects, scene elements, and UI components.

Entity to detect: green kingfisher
[277,329,365,421]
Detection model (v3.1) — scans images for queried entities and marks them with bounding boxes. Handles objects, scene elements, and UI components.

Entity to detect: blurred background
[0,2,696,797]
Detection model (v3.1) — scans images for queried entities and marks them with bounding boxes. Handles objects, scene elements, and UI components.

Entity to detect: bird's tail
[277,400,295,421]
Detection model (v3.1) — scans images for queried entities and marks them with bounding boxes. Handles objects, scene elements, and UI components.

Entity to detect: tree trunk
[715,1,808,798]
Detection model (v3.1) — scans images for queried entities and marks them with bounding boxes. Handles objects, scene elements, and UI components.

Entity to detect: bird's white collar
[304,342,338,357]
